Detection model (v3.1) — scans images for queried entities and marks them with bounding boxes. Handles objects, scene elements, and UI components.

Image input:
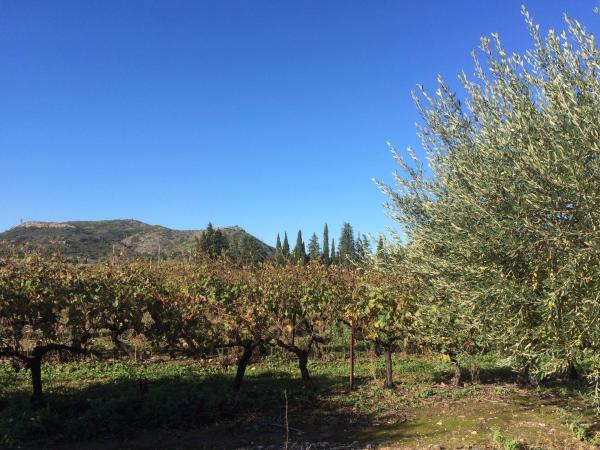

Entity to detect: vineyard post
[349,320,355,390]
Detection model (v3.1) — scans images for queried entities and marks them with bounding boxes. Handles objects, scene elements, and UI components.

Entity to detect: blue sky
[1,1,598,245]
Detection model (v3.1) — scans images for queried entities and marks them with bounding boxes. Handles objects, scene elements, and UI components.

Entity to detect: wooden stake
[349,320,355,390]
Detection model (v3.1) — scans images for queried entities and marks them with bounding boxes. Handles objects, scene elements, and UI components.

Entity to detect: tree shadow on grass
[0,369,388,449]
[429,365,517,385]
[5,362,546,449]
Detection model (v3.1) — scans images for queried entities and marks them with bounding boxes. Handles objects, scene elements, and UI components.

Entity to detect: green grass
[490,425,522,450]
[0,353,598,449]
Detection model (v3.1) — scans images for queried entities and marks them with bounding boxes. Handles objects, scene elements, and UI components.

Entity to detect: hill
[0,219,273,262]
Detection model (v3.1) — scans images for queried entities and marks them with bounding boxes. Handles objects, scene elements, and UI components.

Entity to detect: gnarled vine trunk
[233,342,259,391]
[28,357,44,409]
[567,360,580,381]
[276,336,319,390]
[297,350,312,389]
[111,330,133,357]
[449,353,461,386]
[517,365,539,387]
[382,344,394,389]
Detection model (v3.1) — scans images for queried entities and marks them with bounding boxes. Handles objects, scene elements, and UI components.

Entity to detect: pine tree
[199,222,215,256]
[199,222,228,259]
[322,224,330,264]
[308,232,320,261]
[338,223,356,266]
[213,228,228,257]
[282,232,290,258]
[293,230,306,263]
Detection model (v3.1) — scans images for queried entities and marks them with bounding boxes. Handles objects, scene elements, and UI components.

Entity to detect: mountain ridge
[0,219,273,262]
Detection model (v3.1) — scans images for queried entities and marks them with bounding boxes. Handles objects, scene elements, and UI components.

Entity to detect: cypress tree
[308,233,320,261]
[338,223,356,266]
[275,234,285,265]
[330,238,336,264]
[293,230,306,263]
[282,232,290,258]
[322,224,330,264]
[276,234,282,252]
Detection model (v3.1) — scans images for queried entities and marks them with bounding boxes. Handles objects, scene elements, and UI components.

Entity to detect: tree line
[194,222,269,264]
[273,222,381,266]
[196,221,383,267]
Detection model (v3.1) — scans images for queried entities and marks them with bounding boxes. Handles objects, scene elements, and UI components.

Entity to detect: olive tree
[379,8,600,381]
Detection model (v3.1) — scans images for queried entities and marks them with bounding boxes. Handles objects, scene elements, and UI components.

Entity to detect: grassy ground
[1,353,599,449]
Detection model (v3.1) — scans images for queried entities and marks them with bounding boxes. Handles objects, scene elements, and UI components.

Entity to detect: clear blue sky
[1,1,597,245]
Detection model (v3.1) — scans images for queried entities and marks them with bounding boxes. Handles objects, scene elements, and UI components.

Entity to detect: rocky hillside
[0,220,273,262]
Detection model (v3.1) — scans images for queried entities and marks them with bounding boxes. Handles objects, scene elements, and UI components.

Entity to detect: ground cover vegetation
[2,8,600,449]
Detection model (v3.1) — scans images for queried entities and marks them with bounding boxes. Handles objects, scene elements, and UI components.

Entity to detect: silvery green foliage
[379,7,600,378]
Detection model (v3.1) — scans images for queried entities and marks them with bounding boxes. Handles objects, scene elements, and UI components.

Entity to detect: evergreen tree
[282,232,290,258]
[355,232,365,260]
[214,228,228,256]
[199,222,228,259]
[354,233,371,261]
[275,233,285,265]
[330,238,336,264]
[338,223,356,266]
[308,232,320,261]
[361,234,371,257]
[236,235,266,265]
[322,224,330,264]
[293,230,306,263]
[199,222,215,256]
